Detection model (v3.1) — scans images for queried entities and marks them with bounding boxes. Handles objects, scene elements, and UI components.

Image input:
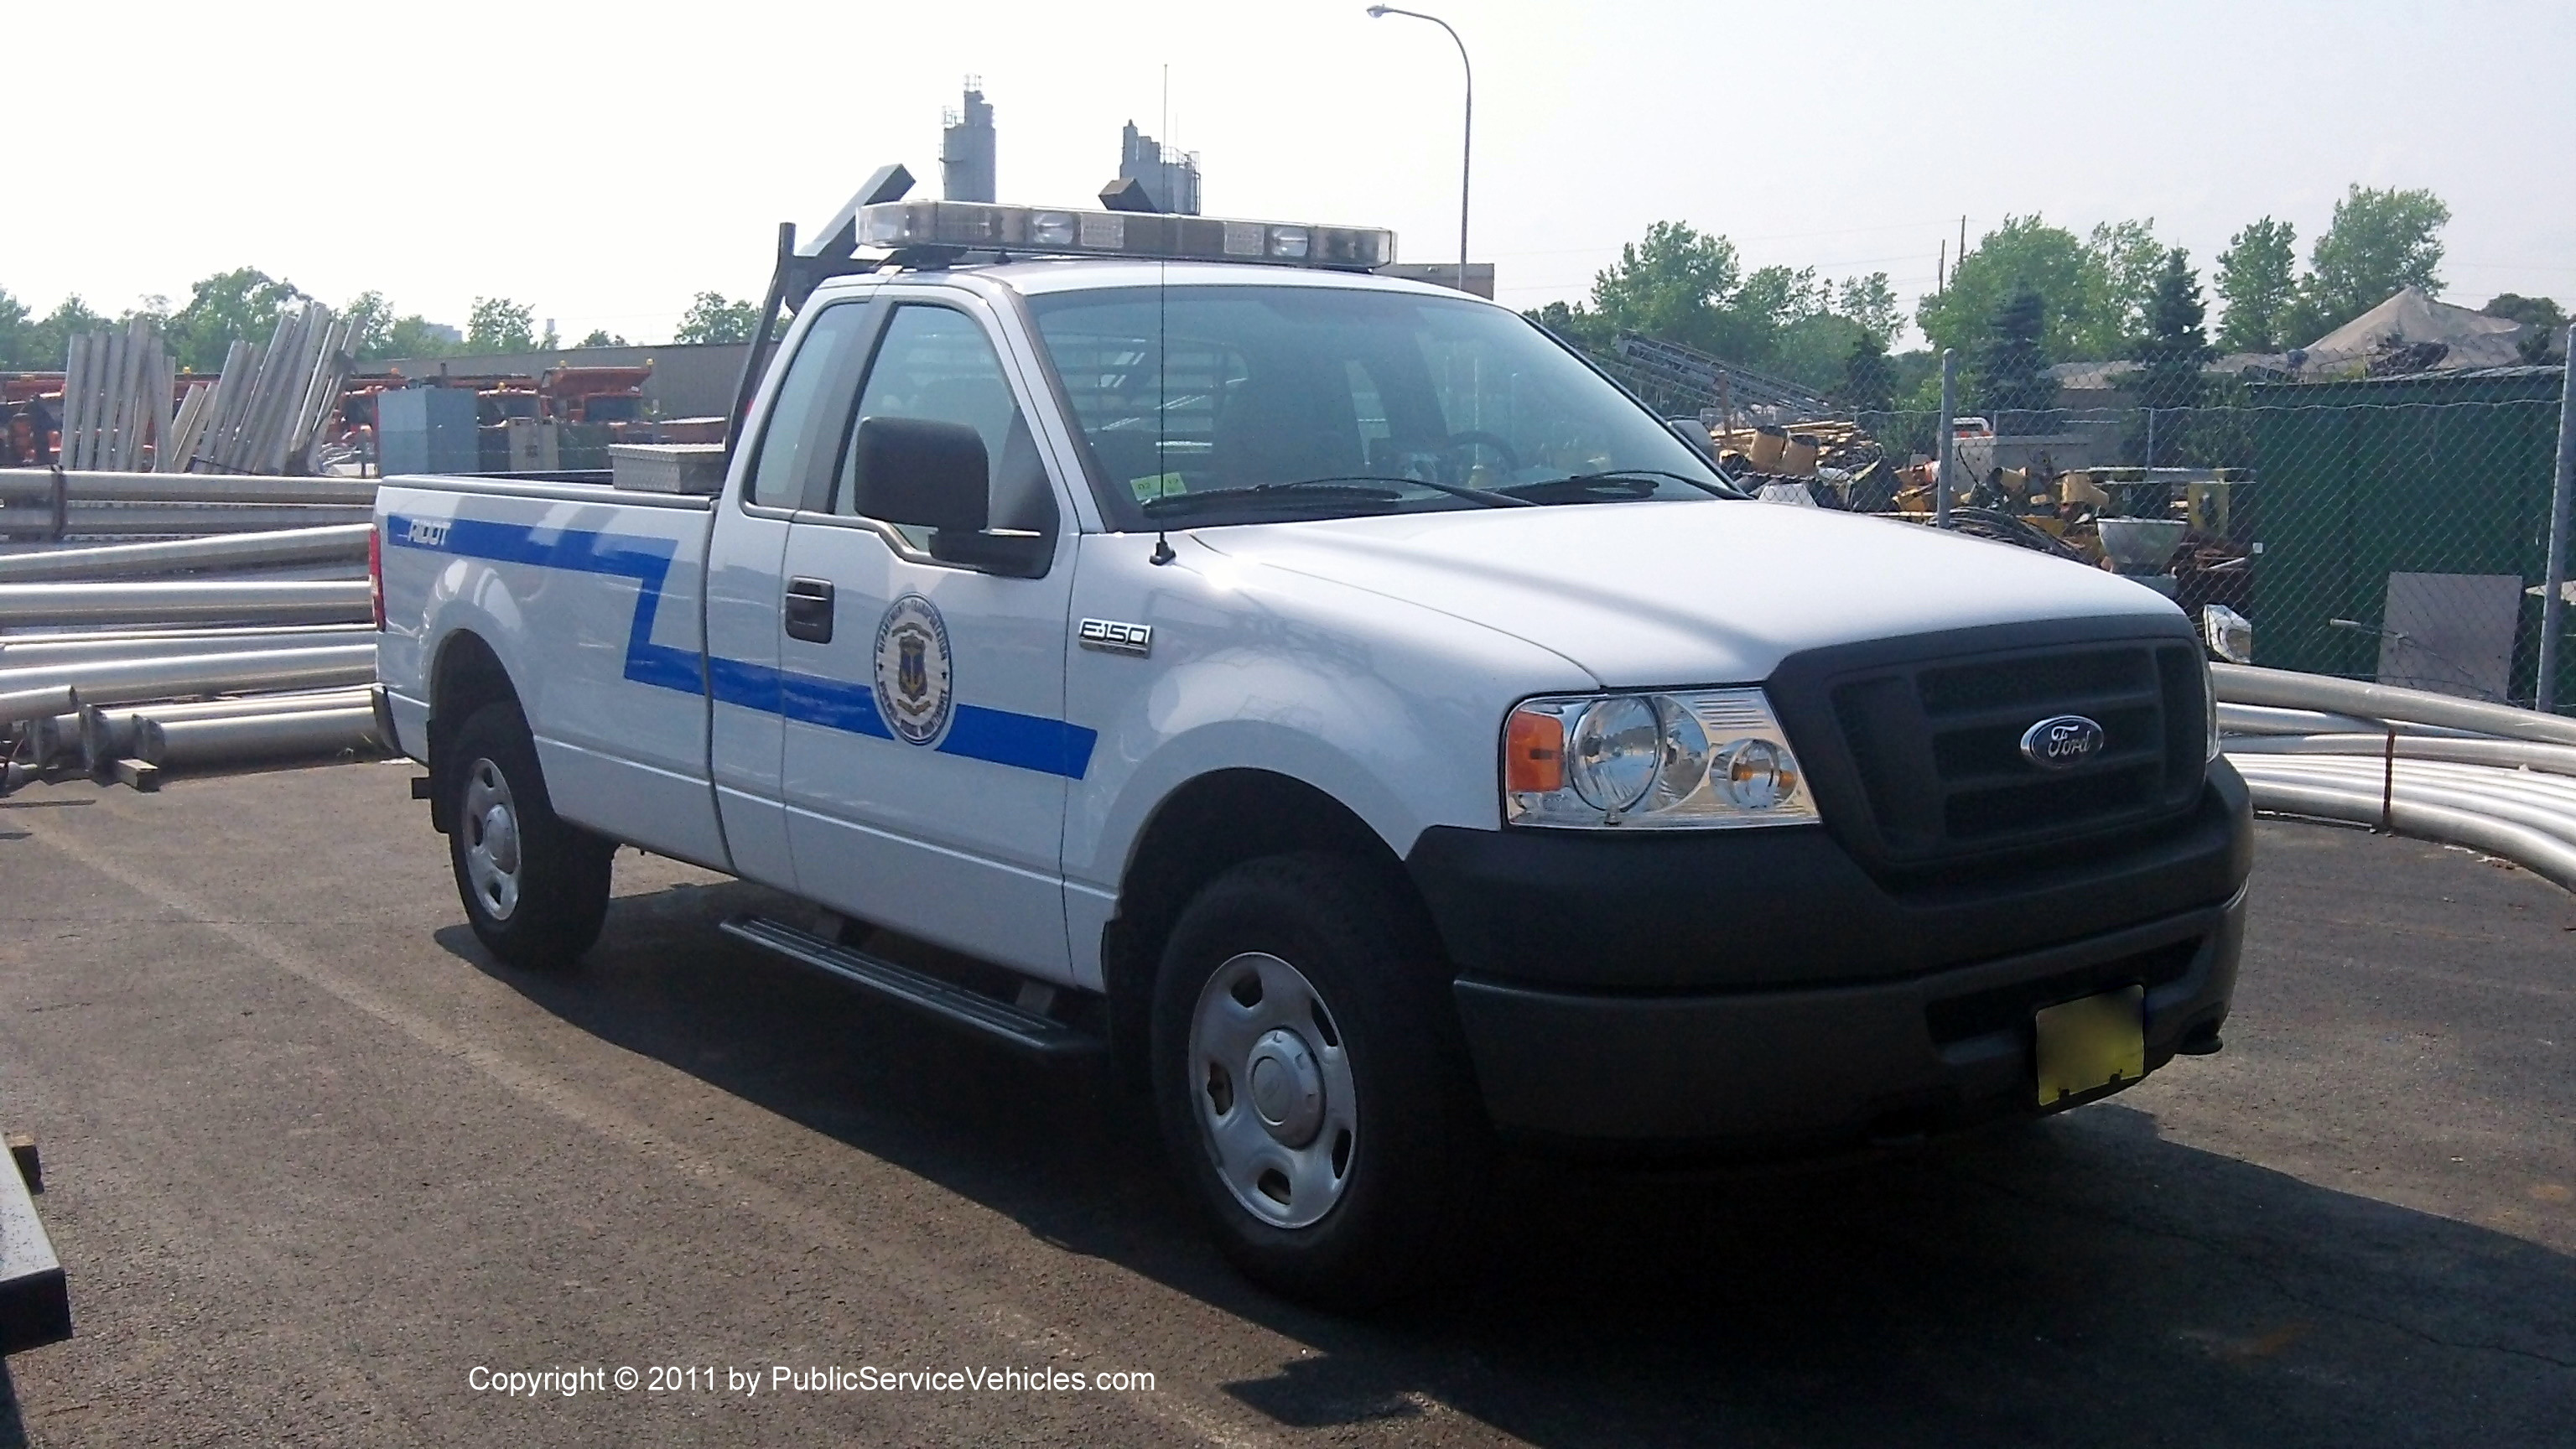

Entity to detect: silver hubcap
[1187,952,1357,1229]
[460,757,522,922]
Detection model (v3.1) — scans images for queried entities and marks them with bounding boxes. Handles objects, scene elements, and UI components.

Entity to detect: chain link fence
[1599,350,2573,714]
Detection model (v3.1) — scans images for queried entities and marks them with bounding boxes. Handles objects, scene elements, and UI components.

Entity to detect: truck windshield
[1024,284,1732,528]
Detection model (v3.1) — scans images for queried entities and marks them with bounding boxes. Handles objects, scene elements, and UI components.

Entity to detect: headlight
[1503,688,1820,829]
[2202,655,2220,761]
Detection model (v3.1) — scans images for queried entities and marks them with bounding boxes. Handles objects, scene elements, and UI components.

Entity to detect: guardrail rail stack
[0,468,384,794]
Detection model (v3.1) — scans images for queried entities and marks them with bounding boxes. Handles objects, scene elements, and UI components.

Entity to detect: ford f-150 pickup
[373,174,2250,1305]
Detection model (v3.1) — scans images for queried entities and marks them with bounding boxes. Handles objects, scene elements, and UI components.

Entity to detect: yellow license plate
[2034,985,2146,1107]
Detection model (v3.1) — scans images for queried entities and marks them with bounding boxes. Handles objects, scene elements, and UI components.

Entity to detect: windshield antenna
[1150,258,1175,564]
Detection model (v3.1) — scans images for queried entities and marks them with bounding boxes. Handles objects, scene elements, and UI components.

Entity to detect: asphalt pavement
[0,760,2568,1446]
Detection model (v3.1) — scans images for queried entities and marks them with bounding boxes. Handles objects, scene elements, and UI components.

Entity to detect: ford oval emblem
[2019,714,2106,771]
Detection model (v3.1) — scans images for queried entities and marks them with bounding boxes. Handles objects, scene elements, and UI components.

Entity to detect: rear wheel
[1151,853,1488,1307]
[446,701,612,969]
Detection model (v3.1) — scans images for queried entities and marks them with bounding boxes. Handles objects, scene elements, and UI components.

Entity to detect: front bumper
[1411,766,2252,1152]
[1452,886,2242,1151]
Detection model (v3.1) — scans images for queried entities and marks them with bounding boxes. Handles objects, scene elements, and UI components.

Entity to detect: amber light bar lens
[855,201,1394,270]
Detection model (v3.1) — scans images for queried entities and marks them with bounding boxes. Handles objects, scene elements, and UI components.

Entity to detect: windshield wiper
[1539,468,1741,499]
[1265,475,1538,508]
[1140,480,1401,518]
[1139,475,1536,518]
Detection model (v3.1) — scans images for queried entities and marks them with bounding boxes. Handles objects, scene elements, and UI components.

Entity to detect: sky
[11,1,2574,351]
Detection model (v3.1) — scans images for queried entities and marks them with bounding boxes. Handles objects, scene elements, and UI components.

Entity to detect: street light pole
[1365,5,1472,296]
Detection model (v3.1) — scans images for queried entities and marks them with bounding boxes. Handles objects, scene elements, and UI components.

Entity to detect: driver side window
[834,304,1057,551]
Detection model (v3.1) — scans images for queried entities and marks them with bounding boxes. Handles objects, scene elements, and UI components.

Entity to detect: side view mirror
[849,416,990,533]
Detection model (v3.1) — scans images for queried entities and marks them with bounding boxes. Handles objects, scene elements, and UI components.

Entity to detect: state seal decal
[873,593,954,745]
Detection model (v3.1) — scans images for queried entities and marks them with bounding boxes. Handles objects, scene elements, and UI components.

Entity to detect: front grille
[1824,640,2206,863]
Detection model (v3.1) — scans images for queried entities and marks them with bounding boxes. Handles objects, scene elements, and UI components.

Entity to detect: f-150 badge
[1078,618,1153,656]
[874,593,954,745]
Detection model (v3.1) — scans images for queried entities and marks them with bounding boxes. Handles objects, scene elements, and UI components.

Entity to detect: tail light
[368,524,386,631]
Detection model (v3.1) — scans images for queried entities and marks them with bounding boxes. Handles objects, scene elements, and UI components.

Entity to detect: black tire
[1151,852,1488,1308]
[445,700,613,970]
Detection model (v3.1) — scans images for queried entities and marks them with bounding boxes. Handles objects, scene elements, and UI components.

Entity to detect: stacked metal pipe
[2216,663,2576,892]
[0,473,382,795]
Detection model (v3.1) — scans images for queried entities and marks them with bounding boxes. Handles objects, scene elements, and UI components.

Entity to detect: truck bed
[374,472,730,870]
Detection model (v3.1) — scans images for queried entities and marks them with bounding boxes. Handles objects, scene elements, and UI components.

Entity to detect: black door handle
[783,576,835,643]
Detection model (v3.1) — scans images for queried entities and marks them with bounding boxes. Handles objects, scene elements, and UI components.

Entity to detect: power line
[1478,219,1983,261]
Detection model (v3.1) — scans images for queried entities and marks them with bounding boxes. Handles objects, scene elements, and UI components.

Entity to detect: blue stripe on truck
[387,514,1098,780]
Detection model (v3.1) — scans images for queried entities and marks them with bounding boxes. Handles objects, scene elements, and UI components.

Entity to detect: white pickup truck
[374,178,2251,1305]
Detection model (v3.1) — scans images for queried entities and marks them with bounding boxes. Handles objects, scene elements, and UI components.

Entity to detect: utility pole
[1935,349,1957,530]
[2539,321,2576,712]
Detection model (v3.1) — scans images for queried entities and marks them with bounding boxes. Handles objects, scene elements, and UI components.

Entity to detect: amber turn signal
[1504,707,1566,793]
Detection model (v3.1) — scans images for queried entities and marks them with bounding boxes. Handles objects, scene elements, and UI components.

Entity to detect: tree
[2214,218,2298,353]
[1524,299,1612,352]
[1971,286,2058,415]
[1834,274,1902,346]
[1754,273,1900,394]
[21,295,108,371]
[2286,184,2450,342]
[1916,215,2173,364]
[465,296,538,353]
[1915,216,2096,362]
[576,329,626,348]
[0,287,31,369]
[168,267,309,372]
[1726,263,1817,340]
[339,292,467,361]
[2129,251,2215,464]
[2132,251,2214,412]
[1768,312,1870,392]
[2482,293,2567,361]
[381,315,463,359]
[343,290,395,360]
[1532,222,1896,390]
[675,291,766,345]
[2483,292,2567,333]
[1833,330,1898,413]
[2080,219,2172,357]
[1888,349,1943,413]
[1582,222,1742,355]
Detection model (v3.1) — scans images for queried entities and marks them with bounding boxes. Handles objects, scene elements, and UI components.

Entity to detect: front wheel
[445,701,613,969]
[1151,853,1488,1307]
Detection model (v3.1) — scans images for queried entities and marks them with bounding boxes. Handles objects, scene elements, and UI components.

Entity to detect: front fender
[1098,704,1428,879]
[1067,644,1539,894]
[1062,531,1596,894]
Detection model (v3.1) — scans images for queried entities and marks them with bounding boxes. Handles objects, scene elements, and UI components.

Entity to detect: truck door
[704,299,878,885]
[776,296,1083,981]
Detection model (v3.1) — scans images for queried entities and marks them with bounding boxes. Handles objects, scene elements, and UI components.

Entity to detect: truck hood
[1190,499,2184,686]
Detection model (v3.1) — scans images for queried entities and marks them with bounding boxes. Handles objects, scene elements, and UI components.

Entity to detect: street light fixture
[1364,4,1472,296]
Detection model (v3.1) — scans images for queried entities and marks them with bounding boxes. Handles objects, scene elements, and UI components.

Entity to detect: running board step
[719,916,1101,1059]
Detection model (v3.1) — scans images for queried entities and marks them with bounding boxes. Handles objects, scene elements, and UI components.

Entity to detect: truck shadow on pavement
[0,1361,27,1448]
[445,874,2576,1449]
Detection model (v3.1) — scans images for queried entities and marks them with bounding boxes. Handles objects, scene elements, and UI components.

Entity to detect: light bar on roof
[855,201,1394,270]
